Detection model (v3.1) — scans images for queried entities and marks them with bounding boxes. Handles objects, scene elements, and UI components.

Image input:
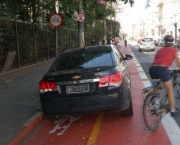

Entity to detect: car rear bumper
[40,91,130,116]
[139,46,155,51]
[139,46,154,50]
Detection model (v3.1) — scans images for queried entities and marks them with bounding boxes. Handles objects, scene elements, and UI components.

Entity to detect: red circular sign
[49,13,63,28]
[77,14,85,22]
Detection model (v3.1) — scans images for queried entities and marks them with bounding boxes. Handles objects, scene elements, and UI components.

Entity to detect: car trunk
[43,68,113,97]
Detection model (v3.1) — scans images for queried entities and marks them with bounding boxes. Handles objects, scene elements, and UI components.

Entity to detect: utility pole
[78,0,84,47]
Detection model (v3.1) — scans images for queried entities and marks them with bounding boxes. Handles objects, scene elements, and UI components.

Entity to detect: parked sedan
[138,38,155,52]
[39,45,133,118]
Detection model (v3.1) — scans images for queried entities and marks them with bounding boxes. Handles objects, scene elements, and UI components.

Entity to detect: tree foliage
[0,0,134,22]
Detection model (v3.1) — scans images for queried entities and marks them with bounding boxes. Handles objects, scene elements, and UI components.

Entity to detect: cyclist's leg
[162,70,180,117]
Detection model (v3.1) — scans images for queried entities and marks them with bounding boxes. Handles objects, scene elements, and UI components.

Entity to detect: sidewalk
[0,65,50,145]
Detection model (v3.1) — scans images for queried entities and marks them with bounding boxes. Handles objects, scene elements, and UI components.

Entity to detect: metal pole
[56,28,58,57]
[174,23,177,42]
[55,0,59,57]
[46,24,49,59]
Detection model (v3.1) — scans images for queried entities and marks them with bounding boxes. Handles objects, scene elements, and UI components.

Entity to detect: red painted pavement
[11,44,172,145]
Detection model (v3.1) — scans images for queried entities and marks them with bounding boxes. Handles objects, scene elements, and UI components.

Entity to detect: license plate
[66,84,89,94]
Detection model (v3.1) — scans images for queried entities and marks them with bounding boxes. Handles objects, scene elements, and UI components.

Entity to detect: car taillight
[99,72,122,87]
[39,81,58,93]
[99,76,109,87]
[109,73,122,87]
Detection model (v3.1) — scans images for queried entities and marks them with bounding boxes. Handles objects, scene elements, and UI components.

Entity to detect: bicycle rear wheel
[143,92,162,131]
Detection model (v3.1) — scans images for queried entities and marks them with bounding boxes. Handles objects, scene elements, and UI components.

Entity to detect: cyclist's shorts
[149,66,171,82]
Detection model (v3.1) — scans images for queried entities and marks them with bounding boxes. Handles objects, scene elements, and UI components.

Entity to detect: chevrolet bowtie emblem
[72,75,81,79]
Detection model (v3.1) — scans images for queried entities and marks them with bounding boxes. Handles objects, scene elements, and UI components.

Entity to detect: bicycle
[141,69,180,131]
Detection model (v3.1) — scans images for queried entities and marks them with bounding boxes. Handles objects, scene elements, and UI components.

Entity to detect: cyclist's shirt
[152,47,177,67]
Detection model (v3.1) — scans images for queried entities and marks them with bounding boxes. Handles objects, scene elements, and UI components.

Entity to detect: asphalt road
[0,68,49,145]
[130,43,180,127]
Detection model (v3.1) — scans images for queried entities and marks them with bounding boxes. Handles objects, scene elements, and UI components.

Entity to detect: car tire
[152,49,155,51]
[139,49,142,52]
[121,97,133,116]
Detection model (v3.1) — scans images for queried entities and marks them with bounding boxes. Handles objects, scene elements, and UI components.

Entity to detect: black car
[39,45,133,117]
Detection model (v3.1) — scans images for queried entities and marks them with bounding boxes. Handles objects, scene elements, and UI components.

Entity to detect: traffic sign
[49,13,63,28]
[77,14,85,22]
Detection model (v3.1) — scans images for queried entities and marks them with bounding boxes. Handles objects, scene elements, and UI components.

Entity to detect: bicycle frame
[141,79,162,101]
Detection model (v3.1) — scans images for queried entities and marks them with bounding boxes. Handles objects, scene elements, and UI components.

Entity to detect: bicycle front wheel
[143,92,162,131]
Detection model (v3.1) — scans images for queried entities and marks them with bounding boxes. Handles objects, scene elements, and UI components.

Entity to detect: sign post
[49,1,63,58]
[49,13,63,57]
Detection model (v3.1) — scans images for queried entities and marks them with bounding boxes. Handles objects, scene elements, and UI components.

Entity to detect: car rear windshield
[51,50,113,71]
[142,38,153,42]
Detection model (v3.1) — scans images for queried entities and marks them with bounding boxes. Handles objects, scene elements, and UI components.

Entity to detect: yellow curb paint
[87,114,103,145]
[139,71,144,73]
[142,78,149,81]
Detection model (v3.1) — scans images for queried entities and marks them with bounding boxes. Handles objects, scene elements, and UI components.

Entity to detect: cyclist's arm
[175,51,180,68]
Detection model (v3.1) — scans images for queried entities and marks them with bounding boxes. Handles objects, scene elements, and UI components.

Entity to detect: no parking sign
[77,14,85,22]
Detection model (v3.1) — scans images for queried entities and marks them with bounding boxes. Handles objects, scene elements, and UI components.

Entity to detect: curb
[8,112,44,145]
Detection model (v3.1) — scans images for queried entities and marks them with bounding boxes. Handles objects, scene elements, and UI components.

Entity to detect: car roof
[62,45,112,54]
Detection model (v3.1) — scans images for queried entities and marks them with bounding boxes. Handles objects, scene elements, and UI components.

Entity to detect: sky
[116,0,162,34]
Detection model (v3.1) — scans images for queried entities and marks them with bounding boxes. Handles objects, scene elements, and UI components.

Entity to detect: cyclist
[149,34,180,117]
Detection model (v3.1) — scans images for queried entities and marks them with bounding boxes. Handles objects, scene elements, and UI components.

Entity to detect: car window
[51,50,113,71]
[114,51,121,66]
[112,47,124,62]
[142,38,153,42]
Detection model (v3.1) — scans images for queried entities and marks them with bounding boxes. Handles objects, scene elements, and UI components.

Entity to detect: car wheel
[121,97,133,116]
[139,49,142,52]
[152,49,155,51]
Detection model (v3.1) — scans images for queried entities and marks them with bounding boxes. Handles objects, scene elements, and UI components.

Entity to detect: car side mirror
[124,54,133,60]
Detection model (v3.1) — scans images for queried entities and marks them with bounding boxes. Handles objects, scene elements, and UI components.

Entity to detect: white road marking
[49,116,81,136]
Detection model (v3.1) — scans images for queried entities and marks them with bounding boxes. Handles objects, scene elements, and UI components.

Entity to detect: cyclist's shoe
[171,108,180,117]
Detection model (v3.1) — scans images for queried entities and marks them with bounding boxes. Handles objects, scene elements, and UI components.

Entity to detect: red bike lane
[10,44,172,145]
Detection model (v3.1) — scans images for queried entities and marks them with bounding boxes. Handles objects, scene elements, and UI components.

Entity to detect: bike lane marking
[19,114,100,144]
